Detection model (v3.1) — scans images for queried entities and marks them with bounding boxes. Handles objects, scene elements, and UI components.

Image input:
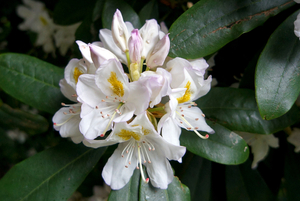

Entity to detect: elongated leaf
[180,120,249,165]
[168,0,295,58]
[138,0,159,23]
[197,87,300,134]
[102,0,141,29]
[0,102,48,135]
[256,10,300,120]
[181,155,211,201]
[0,142,106,201]
[226,159,274,201]
[108,169,190,201]
[0,53,67,114]
[53,0,97,25]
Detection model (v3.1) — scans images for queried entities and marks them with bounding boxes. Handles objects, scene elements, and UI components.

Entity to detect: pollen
[73,67,84,84]
[177,81,192,103]
[117,129,141,141]
[39,16,48,26]
[108,71,124,97]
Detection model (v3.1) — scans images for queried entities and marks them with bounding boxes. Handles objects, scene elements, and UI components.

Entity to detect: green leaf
[102,0,141,29]
[197,87,300,134]
[93,0,106,22]
[168,0,295,59]
[180,120,249,165]
[226,159,275,201]
[0,142,106,201]
[181,155,212,201]
[0,102,48,135]
[53,0,97,25]
[0,53,67,114]
[256,10,300,120]
[108,169,190,201]
[138,0,159,23]
[75,13,93,43]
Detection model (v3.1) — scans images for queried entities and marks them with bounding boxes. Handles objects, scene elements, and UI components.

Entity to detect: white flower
[17,0,55,54]
[237,132,279,169]
[88,184,111,201]
[83,112,186,190]
[287,127,300,152]
[158,57,214,146]
[54,22,81,56]
[295,0,300,3]
[76,59,150,139]
[6,129,27,143]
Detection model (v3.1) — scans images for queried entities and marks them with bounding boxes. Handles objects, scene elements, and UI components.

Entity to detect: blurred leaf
[197,87,300,134]
[181,155,211,201]
[102,0,141,29]
[180,120,249,165]
[93,0,106,21]
[75,14,93,43]
[108,169,190,201]
[0,142,106,201]
[256,10,300,120]
[0,102,48,135]
[168,0,295,59]
[226,159,275,201]
[138,0,159,23]
[53,0,97,25]
[284,143,300,200]
[0,53,67,114]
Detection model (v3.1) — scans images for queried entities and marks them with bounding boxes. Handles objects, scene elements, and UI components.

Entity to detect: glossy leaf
[93,0,106,22]
[197,88,300,134]
[0,102,48,135]
[53,0,97,25]
[226,159,274,201]
[168,0,295,59]
[108,169,190,201]
[0,53,67,114]
[180,120,249,165]
[102,0,141,29]
[0,142,106,201]
[256,10,300,120]
[138,0,159,23]
[181,155,211,201]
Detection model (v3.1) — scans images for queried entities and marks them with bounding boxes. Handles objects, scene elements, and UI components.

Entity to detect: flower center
[177,81,192,104]
[73,67,84,84]
[39,16,48,26]
[118,129,141,141]
[108,71,124,97]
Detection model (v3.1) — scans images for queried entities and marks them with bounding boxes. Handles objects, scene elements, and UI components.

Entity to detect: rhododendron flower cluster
[53,9,214,190]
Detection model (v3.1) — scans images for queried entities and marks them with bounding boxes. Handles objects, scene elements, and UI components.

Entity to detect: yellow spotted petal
[177,81,192,104]
[108,71,124,97]
[117,129,141,141]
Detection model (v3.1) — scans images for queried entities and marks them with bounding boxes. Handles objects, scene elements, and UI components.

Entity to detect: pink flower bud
[146,34,170,69]
[128,29,143,63]
[89,44,117,68]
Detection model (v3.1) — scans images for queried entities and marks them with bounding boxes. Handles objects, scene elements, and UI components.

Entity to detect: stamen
[202,114,205,117]
[142,143,151,163]
[176,111,209,139]
[100,103,123,137]
[138,146,149,183]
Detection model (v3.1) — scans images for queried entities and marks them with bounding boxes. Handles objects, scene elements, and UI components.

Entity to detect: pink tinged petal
[146,34,170,69]
[128,29,143,63]
[89,44,117,69]
[77,74,106,107]
[76,40,93,64]
[102,141,138,190]
[95,59,130,99]
[177,105,214,134]
[139,19,160,59]
[99,29,127,64]
[189,58,209,77]
[111,9,129,52]
[160,22,168,34]
[59,79,77,102]
[126,80,150,114]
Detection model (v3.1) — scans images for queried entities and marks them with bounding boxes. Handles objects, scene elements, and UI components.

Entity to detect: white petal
[64,58,87,89]
[83,138,117,148]
[102,141,137,190]
[126,80,150,114]
[76,40,93,64]
[250,139,269,169]
[160,116,181,146]
[89,43,117,68]
[59,79,77,102]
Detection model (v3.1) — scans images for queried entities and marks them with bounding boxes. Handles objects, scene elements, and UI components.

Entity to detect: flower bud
[89,44,117,68]
[111,9,129,52]
[146,34,170,69]
[128,29,143,63]
[139,19,160,59]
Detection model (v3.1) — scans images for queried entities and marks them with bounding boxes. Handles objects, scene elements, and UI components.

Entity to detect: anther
[101,99,105,102]
[95,106,99,109]
[202,114,205,117]
[61,103,66,106]
[125,165,128,168]
[148,161,151,163]
[145,178,149,183]
[195,118,199,121]
[181,114,184,117]
[187,127,191,130]
[63,112,67,115]
[100,134,105,137]
[195,127,199,129]
[71,94,77,97]
[188,106,191,108]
